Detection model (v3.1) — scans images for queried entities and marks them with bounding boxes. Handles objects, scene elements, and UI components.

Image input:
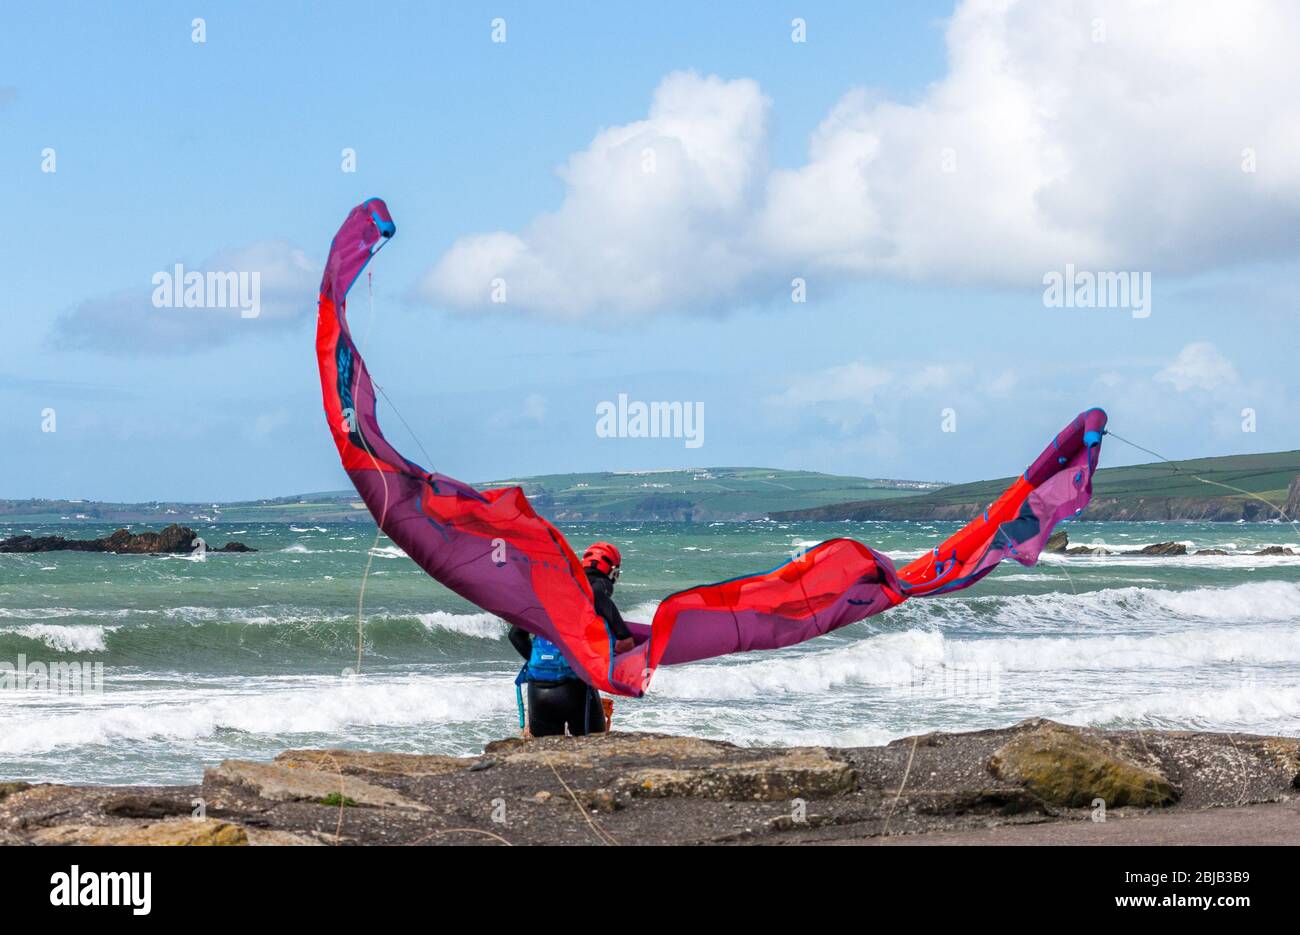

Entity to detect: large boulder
[31,818,247,846]
[275,749,466,778]
[615,750,857,801]
[204,759,429,810]
[1128,541,1187,556]
[989,720,1178,808]
[0,782,31,801]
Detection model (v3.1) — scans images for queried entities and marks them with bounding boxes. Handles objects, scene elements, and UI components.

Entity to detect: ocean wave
[0,606,512,660]
[622,600,662,622]
[0,607,132,620]
[415,611,506,640]
[649,621,1300,701]
[0,675,511,755]
[0,624,113,653]
[892,580,1300,631]
[1041,551,1300,568]
[1062,684,1300,734]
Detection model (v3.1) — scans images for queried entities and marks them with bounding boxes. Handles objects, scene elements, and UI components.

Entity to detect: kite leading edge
[316,198,1107,698]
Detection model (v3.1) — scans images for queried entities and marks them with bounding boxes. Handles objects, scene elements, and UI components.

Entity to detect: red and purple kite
[317,198,1107,698]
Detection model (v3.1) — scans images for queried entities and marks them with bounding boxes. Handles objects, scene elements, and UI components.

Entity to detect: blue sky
[3,1,1298,501]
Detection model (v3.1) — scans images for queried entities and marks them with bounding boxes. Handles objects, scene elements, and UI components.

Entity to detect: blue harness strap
[516,636,579,730]
[523,636,577,682]
[515,672,526,729]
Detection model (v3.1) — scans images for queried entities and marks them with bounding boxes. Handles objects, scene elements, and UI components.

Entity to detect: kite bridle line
[1100,427,1293,806]
[350,258,444,677]
[350,269,390,676]
[1043,427,1300,603]
[1103,428,1300,539]
[346,265,619,839]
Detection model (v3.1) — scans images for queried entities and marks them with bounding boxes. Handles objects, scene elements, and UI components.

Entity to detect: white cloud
[906,365,952,392]
[1155,341,1239,392]
[522,392,547,424]
[489,392,548,429]
[768,363,894,432]
[422,0,1300,318]
[53,241,318,354]
[422,72,769,318]
[771,361,892,407]
[248,408,292,440]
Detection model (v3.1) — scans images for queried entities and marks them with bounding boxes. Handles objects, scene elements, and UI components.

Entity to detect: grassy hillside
[481,467,941,521]
[0,469,943,525]
[772,450,1300,522]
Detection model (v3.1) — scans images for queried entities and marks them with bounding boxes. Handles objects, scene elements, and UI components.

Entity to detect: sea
[2,519,1298,784]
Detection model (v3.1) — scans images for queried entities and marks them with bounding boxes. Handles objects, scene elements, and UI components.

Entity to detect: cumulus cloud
[423,72,770,319]
[489,392,548,430]
[422,0,1300,318]
[770,362,893,412]
[1155,341,1239,392]
[52,241,318,354]
[767,362,964,432]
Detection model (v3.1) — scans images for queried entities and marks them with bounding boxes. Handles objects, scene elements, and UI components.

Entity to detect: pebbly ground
[1,719,1297,846]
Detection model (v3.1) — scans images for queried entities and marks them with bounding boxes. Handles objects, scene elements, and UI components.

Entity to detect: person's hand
[614,637,635,654]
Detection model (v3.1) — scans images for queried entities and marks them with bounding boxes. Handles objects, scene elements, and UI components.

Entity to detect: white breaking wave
[368,545,408,559]
[1062,684,1300,734]
[892,580,1300,631]
[0,607,131,620]
[415,611,507,640]
[1041,551,1300,568]
[0,675,511,756]
[649,621,1300,701]
[160,605,342,626]
[0,624,113,653]
[623,600,662,623]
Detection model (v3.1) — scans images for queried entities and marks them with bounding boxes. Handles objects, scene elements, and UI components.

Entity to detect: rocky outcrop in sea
[0,524,254,554]
[1043,530,1292,557]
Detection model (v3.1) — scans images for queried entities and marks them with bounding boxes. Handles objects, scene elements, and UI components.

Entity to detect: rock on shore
[0,524,254,554]
[1,720,1296,846]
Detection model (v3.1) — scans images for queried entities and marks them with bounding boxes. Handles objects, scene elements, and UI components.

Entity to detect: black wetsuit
[509,568,630,737]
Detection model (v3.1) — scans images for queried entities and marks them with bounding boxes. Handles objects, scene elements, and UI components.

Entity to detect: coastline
[3,719,1296,846]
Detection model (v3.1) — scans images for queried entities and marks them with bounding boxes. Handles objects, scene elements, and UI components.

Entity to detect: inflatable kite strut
[317,198,1107,697]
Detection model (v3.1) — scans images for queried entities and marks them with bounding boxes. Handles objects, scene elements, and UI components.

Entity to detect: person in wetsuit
[509,541,634,737]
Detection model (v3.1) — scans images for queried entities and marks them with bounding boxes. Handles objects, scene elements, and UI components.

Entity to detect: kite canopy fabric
[317,198,1107,697]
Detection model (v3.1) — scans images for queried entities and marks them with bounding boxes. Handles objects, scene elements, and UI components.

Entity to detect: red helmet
[581,541,622,576]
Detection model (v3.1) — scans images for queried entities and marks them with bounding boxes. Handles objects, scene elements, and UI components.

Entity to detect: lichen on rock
[989,720,1178,808]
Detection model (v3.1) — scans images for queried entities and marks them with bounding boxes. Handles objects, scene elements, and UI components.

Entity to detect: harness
[515,635,578,728]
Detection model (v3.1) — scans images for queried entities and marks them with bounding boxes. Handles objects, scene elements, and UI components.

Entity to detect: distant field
[480,467,941,521]
[773,450,1300,522]
[10,451,1296,525]
[0,468,944,525]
